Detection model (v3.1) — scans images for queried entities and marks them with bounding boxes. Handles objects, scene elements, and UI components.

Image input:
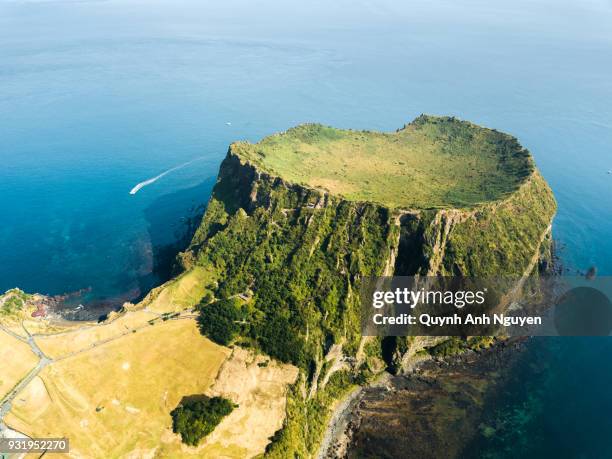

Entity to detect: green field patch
[231,115,534,209]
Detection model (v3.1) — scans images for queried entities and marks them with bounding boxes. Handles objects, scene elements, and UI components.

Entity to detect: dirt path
[0,324,51,435]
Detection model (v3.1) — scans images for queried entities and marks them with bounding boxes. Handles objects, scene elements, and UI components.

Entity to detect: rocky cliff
[179,115,556,456]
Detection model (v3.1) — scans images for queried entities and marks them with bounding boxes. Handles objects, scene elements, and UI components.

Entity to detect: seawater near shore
[316,384,368,459]
[318,275,612,457]
[319,338,529,459]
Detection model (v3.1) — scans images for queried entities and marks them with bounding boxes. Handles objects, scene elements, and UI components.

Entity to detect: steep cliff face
[179,116,556,456]
[415,171,555,278]
[182,148,399,367]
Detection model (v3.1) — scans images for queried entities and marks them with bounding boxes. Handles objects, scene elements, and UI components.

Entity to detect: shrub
[171,396,236,446]
[198,298,243,345]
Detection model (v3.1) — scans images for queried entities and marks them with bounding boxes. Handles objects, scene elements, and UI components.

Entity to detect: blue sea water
[1,0,611,456]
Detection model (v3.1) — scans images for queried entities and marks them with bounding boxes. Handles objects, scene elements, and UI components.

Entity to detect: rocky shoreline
[320,338,528,459]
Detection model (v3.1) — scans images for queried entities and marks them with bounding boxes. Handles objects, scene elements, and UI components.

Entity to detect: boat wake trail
[129,157,205,195]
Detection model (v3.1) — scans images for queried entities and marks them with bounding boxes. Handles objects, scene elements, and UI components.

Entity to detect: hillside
[179,115,557,456]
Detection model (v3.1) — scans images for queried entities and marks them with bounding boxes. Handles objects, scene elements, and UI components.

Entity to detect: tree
[171,396,236,446]
[198,298,243,345]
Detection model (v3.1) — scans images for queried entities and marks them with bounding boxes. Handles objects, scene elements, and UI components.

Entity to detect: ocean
[1,0,611,456]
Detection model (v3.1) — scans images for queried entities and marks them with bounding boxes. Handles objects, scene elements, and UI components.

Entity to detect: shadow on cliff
[136,176,217,300]
[56,177,217,322]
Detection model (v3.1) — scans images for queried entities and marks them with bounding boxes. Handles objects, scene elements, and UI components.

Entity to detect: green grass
[265,371,356,458]
[425,336,497,358]
[231,115,534,209]
[0,288,29,316]
[436,171,556,277]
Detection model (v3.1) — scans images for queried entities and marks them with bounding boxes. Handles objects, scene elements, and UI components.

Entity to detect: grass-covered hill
[179,115,556,456]
[231,115,534,209]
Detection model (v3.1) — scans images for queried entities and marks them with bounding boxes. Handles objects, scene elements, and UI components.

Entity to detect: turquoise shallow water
[463,337,612,459]
[1,0,611,455]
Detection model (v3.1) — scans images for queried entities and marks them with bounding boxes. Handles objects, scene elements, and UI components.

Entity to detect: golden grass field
[156,347,299,458]
[34,310,159,360]
[32,266,216,361]
[6,319,230,458]
[0,329,39,400]
[23,317,95,337]
[141,267,216,314]
[2,270,298,459]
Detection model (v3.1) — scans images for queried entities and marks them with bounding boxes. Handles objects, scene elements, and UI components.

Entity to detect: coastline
[1,114,558,458]
[317,380,374,459]
[319,338,528,459]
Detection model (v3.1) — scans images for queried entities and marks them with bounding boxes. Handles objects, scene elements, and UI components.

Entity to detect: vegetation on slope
[178,115,557,457]
[171,396,236,446]
[231,115,534,209]
[435,172,556,277]
[0,288,30,316]
[424,336,497,358]
[265,371,356,457]
[189,183,395,368]
[198,298,247,345]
